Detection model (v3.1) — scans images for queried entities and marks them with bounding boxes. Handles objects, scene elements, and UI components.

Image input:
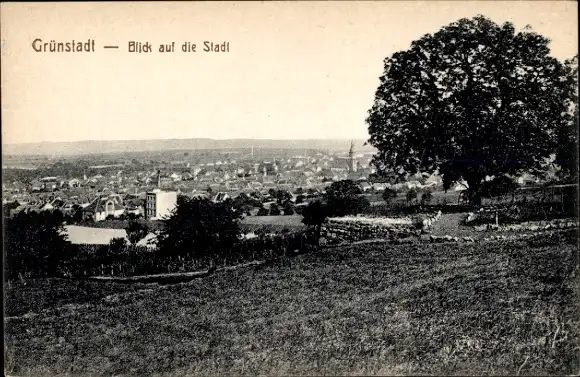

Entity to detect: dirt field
[5,230,578,376]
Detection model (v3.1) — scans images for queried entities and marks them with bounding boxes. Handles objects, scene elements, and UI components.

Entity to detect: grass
[4,230,579,376]
[241,215,305,233]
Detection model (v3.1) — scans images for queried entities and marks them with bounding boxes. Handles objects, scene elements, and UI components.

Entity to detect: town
[2,143,378,220]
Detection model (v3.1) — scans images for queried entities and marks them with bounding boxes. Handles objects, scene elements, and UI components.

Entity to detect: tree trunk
[465,176,483,207]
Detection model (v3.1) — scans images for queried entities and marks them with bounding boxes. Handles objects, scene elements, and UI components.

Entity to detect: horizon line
[3,136,372,146]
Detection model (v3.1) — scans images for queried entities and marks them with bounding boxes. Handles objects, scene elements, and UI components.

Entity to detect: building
[348,141,357,173]
[82,196,126,222]
[145,189,177,220]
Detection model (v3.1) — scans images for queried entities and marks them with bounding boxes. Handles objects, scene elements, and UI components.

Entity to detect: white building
[145,189,178,220]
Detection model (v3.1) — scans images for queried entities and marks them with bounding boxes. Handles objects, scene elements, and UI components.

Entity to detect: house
[30,180,43,192]
[212,192,230,203]
[68,178,81,188]
[360,181,373,192]
[372,183,389,192]
[517,173,539,186]
[82,196,126,222]
[39,202,55,212]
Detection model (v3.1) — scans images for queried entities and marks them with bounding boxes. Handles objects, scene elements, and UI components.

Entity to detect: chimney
[157,169,161,189]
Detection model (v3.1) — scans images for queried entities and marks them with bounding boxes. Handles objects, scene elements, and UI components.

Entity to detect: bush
[109,237,128,253]
[283,202,295,215]
[382,188,398,204]
[420,189,433,205]
[257,207,269,216]
[125,220,149,244]
[270,204,281,216]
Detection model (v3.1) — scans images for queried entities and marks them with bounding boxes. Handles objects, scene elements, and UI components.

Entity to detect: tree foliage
[4,211,70,279]
[406,189,418,205]
[269,203,281,216]
[156,196,242,260]
[420,189,433,205]
[125,220,149,245]
[366,16,577,201]
[324,180,370,217]
[555,56,579,182]
[283,201,295,215]
[480,175,519,198]
[382,188,398,204]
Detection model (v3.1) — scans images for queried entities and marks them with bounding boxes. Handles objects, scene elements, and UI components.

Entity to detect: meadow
[4,229,578,376]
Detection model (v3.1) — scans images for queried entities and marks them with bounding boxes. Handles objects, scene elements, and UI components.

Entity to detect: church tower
[348,141,357,173]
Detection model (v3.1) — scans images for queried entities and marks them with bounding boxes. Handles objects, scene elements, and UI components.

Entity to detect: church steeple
[348,141,357,173]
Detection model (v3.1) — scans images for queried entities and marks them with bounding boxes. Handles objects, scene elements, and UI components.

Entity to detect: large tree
[366,16,577,202]
[555,55,579,182]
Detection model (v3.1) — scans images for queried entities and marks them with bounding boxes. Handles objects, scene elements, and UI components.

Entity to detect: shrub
[283,202,295,216]
[382,188,398,204]
[480,175,519,199]
[257,207,269,216]
[270,204,281,216]
[125,220,149,245]
[108,237,128,254]
[420,189,433,205]
[406,189,418,204]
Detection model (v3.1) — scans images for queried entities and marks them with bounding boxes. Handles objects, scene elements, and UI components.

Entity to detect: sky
[1,1,577,145]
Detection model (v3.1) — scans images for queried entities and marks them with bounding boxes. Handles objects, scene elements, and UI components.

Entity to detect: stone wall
[320,218,418,245]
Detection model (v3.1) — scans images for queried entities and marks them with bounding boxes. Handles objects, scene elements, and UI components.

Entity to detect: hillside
[5,231,579,376]
[3,138,375,157]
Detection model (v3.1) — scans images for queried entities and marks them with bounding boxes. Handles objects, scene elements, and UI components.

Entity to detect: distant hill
[2,138,375,157]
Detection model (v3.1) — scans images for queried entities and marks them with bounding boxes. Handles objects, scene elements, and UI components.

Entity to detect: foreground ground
[5,230,579,376]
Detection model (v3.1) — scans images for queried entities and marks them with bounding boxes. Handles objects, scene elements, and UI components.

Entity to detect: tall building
[348,141,357,173]
[145,189,177,220]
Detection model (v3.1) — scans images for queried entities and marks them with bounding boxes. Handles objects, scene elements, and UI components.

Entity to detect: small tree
[257,206,269,216]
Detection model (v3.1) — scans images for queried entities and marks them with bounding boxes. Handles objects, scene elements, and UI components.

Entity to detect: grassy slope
[5,232,579,376]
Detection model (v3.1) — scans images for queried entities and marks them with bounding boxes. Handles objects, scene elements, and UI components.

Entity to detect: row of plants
[4,196,322,281]
[55,229,319,278]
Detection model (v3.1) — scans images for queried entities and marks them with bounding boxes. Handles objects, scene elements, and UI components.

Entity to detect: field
[5,230,579,376]
[241,215,305,233]
[64,225,128,245]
